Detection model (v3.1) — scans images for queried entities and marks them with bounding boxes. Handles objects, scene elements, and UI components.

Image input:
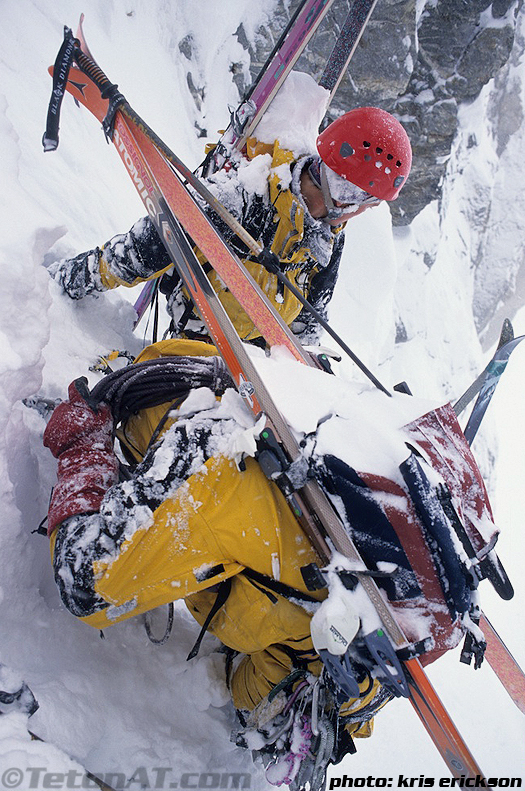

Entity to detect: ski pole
[256,249,391,395]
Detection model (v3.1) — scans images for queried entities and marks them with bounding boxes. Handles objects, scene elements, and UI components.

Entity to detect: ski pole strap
[186,578,233,661]
[42,27,78,152]
[242,567,320,607]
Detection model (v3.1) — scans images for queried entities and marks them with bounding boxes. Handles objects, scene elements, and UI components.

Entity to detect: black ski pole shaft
[453,318,513,416]
[319,0,379,100]
[269,263,391,395]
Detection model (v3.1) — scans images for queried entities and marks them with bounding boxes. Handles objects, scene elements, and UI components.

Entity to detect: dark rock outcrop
[241,0,523,226]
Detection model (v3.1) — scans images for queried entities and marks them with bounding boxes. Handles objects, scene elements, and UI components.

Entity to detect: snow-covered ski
[453,318,525,445]
[224,0,379,159]
[204,0,336,175]
[463,332,525,445]
[318,0,379,99]
[133,0,376,318]
[134,0,378,323]
[43,30,489,781]
[453,319,514,417]
[480,614,525,716]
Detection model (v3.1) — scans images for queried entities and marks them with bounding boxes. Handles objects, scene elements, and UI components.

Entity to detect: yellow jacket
[51,339,384,732]
[202,140,335,340]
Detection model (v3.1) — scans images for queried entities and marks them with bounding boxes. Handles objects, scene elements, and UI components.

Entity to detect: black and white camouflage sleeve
[52,417,226,619]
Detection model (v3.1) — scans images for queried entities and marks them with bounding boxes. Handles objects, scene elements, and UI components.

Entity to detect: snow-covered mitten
[43,378,119,536]
[46,248,104,299]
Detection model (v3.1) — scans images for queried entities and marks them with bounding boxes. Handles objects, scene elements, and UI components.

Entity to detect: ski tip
[76,13,96,61]
[500,318,514,346]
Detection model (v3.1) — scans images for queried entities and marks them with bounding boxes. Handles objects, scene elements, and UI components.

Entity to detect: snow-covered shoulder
[254,71,329,157]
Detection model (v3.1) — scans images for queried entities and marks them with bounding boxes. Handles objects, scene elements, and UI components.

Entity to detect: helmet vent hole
[363,140,371,148]
[364,154,372,162]
[339,142,354,158]
[396,160,402,167]
[375,147,383,154]
[387,153,394,160]
[369,181,375,187]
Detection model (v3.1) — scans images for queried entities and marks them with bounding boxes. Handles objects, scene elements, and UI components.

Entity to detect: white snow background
[0,0,524,788]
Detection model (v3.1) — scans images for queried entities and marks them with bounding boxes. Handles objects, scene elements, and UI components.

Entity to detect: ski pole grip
[257,248,280,273]
[73,49,114,94]
[73,49,127,140]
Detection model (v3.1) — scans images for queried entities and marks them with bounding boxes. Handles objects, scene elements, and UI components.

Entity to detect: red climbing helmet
[316,107,412,201]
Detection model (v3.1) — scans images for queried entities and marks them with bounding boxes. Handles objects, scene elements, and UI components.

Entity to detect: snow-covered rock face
[276,0,523,227]
[233,0,525,341]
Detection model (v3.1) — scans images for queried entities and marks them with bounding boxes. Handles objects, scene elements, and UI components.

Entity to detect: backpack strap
[241,568,320,607]
[186,578,233,660]
[186,569,320,663]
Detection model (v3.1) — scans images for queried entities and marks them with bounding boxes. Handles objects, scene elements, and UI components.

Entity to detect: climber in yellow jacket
[47,109,411,344]
[43,338,390,756]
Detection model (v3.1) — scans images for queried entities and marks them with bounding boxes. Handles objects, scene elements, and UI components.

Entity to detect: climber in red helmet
[46,106,412,344]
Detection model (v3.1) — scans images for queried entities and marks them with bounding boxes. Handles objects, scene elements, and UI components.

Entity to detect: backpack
[316,401,511,675]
